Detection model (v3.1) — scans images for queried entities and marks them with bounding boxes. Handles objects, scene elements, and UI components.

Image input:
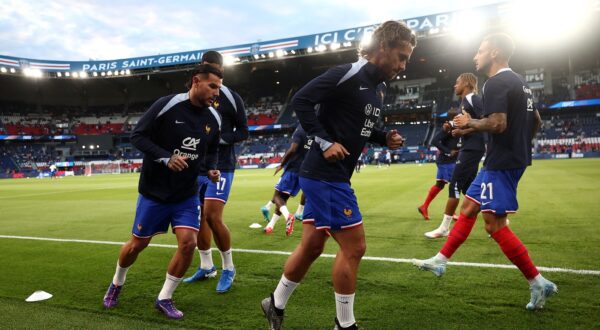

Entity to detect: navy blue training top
[284,125,311,173]
[198,85,248,174]
[293,58,389,183]
[459,94,486,152]
[132,93,221,202]
[481,69,536,170]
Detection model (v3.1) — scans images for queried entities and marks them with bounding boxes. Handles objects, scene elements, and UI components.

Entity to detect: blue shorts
[465,168,526,215]
[299,177,362,231]
[197,175,211,205]
[436,163,456,183]
[204,171,235,204]
[275,171,301,197]
[132,194,200,238]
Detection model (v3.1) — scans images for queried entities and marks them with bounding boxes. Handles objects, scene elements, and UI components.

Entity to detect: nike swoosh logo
[175,120,185,124]
[337,300,349,304]
[216,192,225,195]
[482,201,491,206]
[359,86,369,90]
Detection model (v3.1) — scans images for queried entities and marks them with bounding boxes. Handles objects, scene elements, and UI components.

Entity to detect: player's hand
[167,155,188,172]
[274,165,283,176]
[442,122,452,133]
[453,110,472,129]
[450,150,459,157]
[323,142,349,162]
[386,129,404,150]
[451,129,465,137]
[208,169,220,183]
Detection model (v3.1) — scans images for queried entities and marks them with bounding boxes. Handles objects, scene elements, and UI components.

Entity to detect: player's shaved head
[483,33,515,61]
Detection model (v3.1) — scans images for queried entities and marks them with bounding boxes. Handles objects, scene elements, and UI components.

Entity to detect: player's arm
[220,92,249,144]
[293,65,350,161]
[205,124,220,182]
[431,130,453,155]
[531,109,541,140]
[455,79,508,134]
[275,142,299,175]
[130,97,173,165]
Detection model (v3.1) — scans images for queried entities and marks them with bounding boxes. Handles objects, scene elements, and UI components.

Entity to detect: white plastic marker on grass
[249,223,263,229]
[26,290,53,302]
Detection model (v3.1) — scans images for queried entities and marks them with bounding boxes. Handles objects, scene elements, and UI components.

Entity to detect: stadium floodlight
[101,72,106,76]
[89,145,94,150]
[253,54,260,60]
[307,47,313,53]
[223,55,236,66]
[315,44,327,52]
[290,50,296,55]
[449,10,484,43]
[65,72,70,77]
[114,70,119,76]
[56,72,62,77]
[0,67,6,73]
[107,71,113,76]
[330,43,341,50]
[343,42,352,48]
[260,54,266,59]
[92,72,98,77]
[276,81,280,85]
[125,69,131,75]
[82,145,86,149]
[120,70,125,75]
[9,68,16,73]
[24,68,43,78]
[72,72,79,78]
[275,49,284,58]
[80,71,88,78]
[268,52,275,58]
[505,0,591,45]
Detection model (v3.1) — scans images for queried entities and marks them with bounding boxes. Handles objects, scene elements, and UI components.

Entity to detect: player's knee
[347,242,366,261]
[127,238,149,254]
[178,238,198,255]
[302,241,325,260]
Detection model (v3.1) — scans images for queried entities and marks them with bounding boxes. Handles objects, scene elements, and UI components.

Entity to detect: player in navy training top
[425,73,486,238]
[103,64,223,319]
[261,125,312,235]
[184,51,248,293]
[417,119,459,220]
[413,33,557,311]
[261,21,415,330]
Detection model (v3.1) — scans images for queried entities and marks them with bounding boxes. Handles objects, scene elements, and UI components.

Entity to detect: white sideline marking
[1,234,599,276]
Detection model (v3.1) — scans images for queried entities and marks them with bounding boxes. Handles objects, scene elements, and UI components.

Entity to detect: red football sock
[440,213,477,259]
[422,185,443,209]
[491,226,539,280]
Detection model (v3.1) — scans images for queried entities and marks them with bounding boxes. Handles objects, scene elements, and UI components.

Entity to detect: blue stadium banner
[0,3,507,72]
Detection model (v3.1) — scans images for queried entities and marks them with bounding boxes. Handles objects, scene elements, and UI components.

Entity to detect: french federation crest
[344,208,353,217]
[205,125,211,134]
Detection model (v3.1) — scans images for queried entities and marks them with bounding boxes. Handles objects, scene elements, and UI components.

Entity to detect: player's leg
[156,196,200,319]
[264,190,283,233]
[203,200,236,292]
[418,164,450,220]
[413,170,483,276]
[425,165,463,238]
[330,225,365,329]
[155,228,197,319]
[481,169,557,310]
[184,177,217,283]
[183,209,217,282]
[262,224,329,329]
[104,194,168,309]
[294,192,305,221]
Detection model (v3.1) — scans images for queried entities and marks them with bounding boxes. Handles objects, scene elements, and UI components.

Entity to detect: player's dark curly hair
[359,20,416,57]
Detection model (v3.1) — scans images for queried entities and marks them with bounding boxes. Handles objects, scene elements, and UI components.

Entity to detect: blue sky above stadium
[0,0,504,61]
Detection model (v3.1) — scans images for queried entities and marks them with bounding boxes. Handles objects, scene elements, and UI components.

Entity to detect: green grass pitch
[1,158,599,329]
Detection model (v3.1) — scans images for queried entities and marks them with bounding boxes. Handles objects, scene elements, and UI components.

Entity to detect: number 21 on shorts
[481,182,493,200]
